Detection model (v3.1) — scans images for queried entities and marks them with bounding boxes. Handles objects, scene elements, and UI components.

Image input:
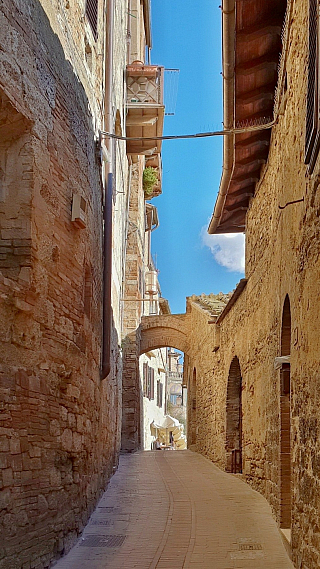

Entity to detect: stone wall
[185,1,320,567]
[0,1,126,567]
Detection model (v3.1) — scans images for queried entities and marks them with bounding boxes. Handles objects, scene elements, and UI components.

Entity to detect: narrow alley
[53,450,293,569]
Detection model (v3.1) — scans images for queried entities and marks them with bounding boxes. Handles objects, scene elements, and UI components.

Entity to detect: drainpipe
[101,0,115,379]
[127,0,132,63]
[208,0,235,234]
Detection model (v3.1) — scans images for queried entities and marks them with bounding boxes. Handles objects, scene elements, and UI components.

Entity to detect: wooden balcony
[126,61,165,157]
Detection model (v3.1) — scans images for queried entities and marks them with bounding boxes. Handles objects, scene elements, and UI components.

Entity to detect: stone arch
[122,313,190,453]
[226,356,242,473]
[139,314,190,356]
[280,294,291,529]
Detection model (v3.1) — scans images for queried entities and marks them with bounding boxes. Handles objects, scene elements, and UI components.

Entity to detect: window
[305,0,319,170]
[143,364,154,400]
[85,0,98,41]
[147,367,154,400]
[157,381,163,408]
[143,363,148,397]
[149,300,158,315]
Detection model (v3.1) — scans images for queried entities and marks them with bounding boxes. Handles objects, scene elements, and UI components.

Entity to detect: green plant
[143,167,158,198]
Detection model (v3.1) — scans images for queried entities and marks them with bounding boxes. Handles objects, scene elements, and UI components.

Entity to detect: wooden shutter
[85,0,98,40]
[147,366,151,399]
[159,383,163,408]
[306,0,319,165]
[150,368,154,400]
[143,363,148,397]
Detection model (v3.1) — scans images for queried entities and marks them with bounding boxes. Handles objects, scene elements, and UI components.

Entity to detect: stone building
[184,0,320,567]
[0,0,165,567]
[166,348,186,429]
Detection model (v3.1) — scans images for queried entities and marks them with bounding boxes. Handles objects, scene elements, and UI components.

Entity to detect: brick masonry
[0,1,127,567]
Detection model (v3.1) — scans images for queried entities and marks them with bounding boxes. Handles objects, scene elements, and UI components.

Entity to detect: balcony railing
[126,61,165,157]
[168,372,183,379]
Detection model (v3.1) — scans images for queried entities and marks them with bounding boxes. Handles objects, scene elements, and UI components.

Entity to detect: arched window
[226,357,242,473]
[280,295,291,529]
[189,368,197,445]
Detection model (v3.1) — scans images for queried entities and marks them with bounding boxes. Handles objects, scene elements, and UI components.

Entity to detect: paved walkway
[53,450,293,569]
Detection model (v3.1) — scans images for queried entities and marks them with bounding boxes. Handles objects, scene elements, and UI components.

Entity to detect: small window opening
[85,38,93,72]
[85,0,98,41]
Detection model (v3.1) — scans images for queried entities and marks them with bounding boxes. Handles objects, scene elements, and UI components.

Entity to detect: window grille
[85,0,98,40]
[305,0,319,169]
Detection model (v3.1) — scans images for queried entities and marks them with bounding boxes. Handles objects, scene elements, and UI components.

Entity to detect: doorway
[226,357,242,473]
[280,295,291,530]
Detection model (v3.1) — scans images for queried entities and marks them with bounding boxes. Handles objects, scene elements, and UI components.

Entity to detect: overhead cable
[100,118,277,142]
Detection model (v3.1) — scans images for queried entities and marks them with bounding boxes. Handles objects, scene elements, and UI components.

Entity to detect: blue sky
[150,0,245,314]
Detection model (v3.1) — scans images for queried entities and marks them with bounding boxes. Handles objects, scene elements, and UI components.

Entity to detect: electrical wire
[100,118,277,142]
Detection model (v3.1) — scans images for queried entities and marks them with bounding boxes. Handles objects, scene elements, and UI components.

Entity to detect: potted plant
[143,167,158,199]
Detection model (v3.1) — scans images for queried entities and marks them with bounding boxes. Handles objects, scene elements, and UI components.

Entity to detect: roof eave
[208,0,236,235]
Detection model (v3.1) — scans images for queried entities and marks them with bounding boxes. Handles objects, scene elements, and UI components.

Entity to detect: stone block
[0,488,11,509]
[2,468,13,487]
[72,431,82,452]
[49,419,61,437]
[61,428,73,452]
[18,267,31,283]
[29,446,41,458]
[67,385,80,399]
[37,494,48,514]
[20,438,29,453]
[29,376,41,392]
[3,512,17,536]
[11,455,22,472]
[0,375,15,389]
[0,437,9,452]
[67,413,76,429]
[0,454,8,469]
[49,468,61,487]
[30,458,41,470]
[21,470,33,483]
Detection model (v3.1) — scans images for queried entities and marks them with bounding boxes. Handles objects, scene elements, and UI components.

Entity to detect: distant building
[166,348,186,428]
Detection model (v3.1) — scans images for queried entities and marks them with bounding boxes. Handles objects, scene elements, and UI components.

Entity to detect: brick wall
[0,1,126,567]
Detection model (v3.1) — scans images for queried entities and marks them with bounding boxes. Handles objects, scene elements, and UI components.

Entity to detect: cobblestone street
[53,450,293,569]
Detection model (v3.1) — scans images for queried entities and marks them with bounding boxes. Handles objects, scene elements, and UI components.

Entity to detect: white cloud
[201,227,245,273]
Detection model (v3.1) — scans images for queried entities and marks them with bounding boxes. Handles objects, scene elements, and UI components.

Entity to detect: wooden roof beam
[216,210,246,233]
[229,184,256,196]
[224,200,250,212]
[236,85,275,104]
[235,132,270,147]
[235,53,279,74]
[237,24,282,44]
[236,155,267,168]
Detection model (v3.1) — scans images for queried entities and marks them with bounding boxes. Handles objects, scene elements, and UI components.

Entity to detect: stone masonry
[183,2,320,567]
[0,1,128,567]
